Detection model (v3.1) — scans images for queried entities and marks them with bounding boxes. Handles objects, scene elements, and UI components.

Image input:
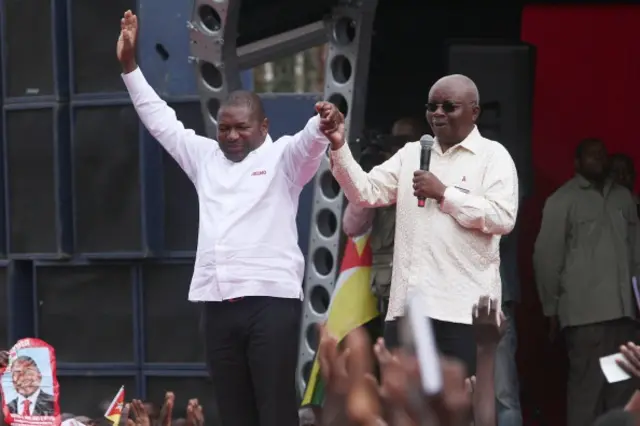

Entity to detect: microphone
[417,135,434,207]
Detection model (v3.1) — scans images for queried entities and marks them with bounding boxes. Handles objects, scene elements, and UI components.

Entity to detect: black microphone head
[420,135,434,149]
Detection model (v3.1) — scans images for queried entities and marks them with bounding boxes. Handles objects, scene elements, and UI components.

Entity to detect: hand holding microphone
[413,135,446,205]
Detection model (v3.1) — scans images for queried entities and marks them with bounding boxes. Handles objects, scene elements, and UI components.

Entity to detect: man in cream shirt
[329,74,518,373]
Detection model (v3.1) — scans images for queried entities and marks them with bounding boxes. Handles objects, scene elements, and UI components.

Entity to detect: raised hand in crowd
[118,400,148,426]
[470,296,505,426]
[157,392,175,426]
[117,10,138,73]
[185,399,204,426]
[618,342,640,379]
[318,324,382,426]
[616,341,640,420]
[472,296,506,349]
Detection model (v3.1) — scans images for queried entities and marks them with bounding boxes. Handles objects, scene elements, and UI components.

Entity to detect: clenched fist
[413,170,446,202]
[117,10,138,72]
[315,101,345,149]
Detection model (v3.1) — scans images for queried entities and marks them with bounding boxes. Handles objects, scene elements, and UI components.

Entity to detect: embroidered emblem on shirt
[251,170,267,176]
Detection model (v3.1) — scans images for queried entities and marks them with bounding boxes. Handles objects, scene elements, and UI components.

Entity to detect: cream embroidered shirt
[329,127,519,323]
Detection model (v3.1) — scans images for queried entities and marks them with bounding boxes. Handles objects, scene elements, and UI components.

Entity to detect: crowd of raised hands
[5,296,640,426]
[307,295,505,426]
[118,393,204,426]
[307,299,640,426]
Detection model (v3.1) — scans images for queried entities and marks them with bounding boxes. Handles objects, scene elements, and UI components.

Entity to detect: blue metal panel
[241,71,255,91]
[142,370,207,377]
[56,363,138,371]
[140,126,163,257]
[55,105,73,256]
[56,369,139,377]
[7,260,33,342]
[0,0,69,104]
[3,104,71,258]
[137,0,198,97]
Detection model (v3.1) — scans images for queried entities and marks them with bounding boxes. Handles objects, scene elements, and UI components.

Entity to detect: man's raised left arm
[440,144,518,235]
[281,102,341,187]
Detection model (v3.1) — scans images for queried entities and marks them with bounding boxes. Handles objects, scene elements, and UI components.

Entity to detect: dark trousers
[203,297,301,426]
[565,318,637,426]
[383,317,477,375]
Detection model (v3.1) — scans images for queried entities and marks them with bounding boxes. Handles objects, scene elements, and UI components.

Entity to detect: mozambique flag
[104,386,125,425]
[301,230,380,407]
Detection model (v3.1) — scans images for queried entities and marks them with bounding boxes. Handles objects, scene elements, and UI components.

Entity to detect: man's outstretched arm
[281,102,343,187]
[117,10,211,182]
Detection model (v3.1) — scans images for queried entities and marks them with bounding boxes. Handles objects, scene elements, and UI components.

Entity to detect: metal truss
[296,0,379,395]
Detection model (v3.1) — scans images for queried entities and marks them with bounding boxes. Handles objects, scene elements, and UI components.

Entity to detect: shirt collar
[575,173,615,194]
[434,126,481,155]
[19,388,41,405]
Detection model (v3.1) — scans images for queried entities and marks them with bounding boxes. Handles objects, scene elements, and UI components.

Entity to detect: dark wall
[364,2,523,132]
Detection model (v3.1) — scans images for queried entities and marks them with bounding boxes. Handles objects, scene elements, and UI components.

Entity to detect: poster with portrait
[0,339,60,426]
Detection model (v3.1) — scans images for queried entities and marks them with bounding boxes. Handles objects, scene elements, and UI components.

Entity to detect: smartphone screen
[399,297,442,395]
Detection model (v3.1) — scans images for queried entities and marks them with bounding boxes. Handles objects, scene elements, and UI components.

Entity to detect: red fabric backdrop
[518,5,640,425]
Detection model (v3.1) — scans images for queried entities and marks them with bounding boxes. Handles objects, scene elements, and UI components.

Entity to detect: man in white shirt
[329,74,518,374]
[6,356,54,416]
[117,11,343,426]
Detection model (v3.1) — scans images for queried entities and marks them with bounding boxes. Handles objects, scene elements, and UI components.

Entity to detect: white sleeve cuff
[307,115,330,144]
[121,67,145,91]
[440,186,466,214]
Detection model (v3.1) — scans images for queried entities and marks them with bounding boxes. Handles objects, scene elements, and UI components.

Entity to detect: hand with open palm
[117,10,138,72]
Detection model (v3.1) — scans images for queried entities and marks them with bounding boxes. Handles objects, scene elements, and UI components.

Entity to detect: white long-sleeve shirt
[122,68,329,301]
[330,127,518,323]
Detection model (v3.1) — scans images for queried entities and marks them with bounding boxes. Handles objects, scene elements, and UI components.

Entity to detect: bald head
[426,74,480,149]
[430,74,479,104]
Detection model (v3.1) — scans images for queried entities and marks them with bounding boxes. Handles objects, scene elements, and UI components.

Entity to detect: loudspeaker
[1,0,68,100]
[446,41,535,197]
[4,106,71,256]
[69,0,136,94]
[161,103,201,253]
[35,264,134,362]
[142,261,204,363]
[72,105,142,254]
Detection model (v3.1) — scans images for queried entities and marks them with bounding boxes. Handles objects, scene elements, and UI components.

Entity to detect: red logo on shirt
[251,170,267,176]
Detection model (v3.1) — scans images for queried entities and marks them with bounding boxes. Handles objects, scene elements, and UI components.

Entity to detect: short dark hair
[220,90,265,121]
[575,137,603,160]
[13,355,39,372]
[610,152,634,168]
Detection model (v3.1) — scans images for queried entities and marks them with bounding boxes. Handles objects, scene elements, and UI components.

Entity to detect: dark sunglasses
[425,101,461,113]
[426,100,479,113]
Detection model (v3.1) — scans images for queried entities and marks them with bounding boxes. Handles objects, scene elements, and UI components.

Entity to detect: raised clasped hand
[315,101,345,147]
